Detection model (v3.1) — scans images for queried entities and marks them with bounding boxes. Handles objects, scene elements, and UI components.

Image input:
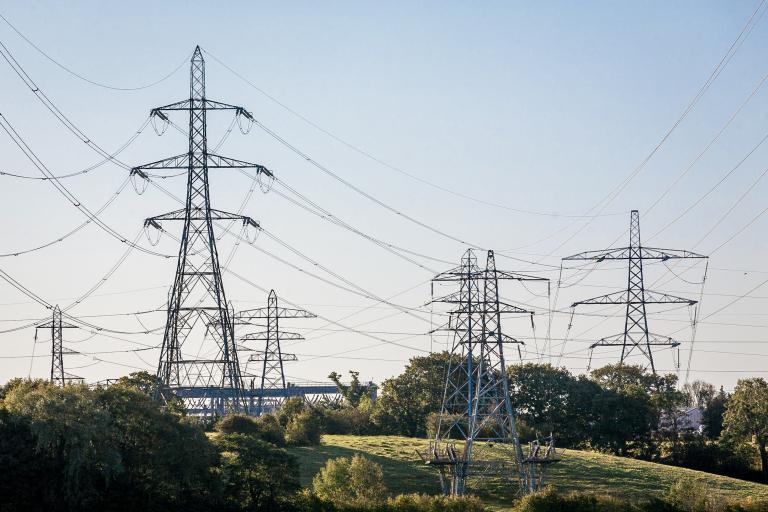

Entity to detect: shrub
[279,397,307,427]
[512,488,671,512]
[312,454,387,507]
[216,414,261,436]
[385,493,486,512]
[322,407,375,435]
[254,413,287,446]
[215,412,287,447]
[286,409,323,446]
[665,478,717,512]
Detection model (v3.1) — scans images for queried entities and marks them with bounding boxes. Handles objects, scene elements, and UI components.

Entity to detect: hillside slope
[289,435,768,510]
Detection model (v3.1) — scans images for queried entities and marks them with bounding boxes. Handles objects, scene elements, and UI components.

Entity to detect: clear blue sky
[0,1,766,390]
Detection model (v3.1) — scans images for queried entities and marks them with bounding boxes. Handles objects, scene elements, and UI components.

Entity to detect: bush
[665,478,717,512]
[215,413,287,447]
[322,407,375,435]
[312,454,387,507]
[286,409,323,446]
[384,493,485,512]
[512,488,672,512]
[216,414,261,435]
[279,397,307,427]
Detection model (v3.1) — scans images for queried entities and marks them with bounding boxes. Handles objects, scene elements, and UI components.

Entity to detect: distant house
[659,406,704,434]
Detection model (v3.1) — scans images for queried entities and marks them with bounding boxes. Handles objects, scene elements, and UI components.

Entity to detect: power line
[203,48,626,220]
[0,14,188,91]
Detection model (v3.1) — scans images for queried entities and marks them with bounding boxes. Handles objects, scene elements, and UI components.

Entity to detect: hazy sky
[0,1,767,391]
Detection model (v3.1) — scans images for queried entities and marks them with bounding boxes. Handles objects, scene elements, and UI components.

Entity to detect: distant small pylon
[35,305,81,386]
[235,290,316,415]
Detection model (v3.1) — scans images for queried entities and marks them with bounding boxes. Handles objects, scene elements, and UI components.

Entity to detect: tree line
[328,353,768,482]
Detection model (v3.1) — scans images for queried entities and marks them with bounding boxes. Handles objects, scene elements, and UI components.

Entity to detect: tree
[112,371,186,414]
[591,364,686,430]
[214,433,301,511]
[682,380,716,409]
[312,454,387,507]
[371,352,459,437]
[0,379,219,512]
[702,387,728,439]
[723,378,768,482]
[328,370,376,408]
[508,363,587,443]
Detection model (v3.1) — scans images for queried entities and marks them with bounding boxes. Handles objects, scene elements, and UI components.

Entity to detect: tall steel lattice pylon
[235,290,316,415]
[564,210,707,373]
[35,305,81,386]
[132,46,272,415]
[419,249,556,497]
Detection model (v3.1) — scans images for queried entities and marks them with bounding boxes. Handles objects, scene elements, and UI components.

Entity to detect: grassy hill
[288,435,768,510]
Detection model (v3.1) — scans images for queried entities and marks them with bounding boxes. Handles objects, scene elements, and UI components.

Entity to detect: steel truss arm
[248,353,297,363]
[144,209,259,228]
[131,152,274,174]
[572,289,696,306]
[564,246,707,261]
[589,332,679,349]
[151,99,254,116]
[236,308,316,323]
[639,247,708,260]
[241,331,304,342]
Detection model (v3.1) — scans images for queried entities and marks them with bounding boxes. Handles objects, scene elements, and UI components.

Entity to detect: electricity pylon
[235,290,316,415]
[420,249,555,496]
[564,210,707,373]
[132,46,272,415]
[35,305,81,386]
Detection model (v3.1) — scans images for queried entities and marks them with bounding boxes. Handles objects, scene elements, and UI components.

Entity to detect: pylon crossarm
[429,290,465,305]
[639,247,708,260]
[499,333,525,345]
[132,153,189,171]
[236,307,316,322]
[241,331,304,342]
[493,270,549,282]
[144,209,259,226]
[495,301,533,315]
[205,153,273,173]
[248,353,298,363]
[589,332,680,348]
[151,98,253,115]
[643,290,697,305]
[573,289,696,306]
[432,266,483,282]
[563,247,630,261]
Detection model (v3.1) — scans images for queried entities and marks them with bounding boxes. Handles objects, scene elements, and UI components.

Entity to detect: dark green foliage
[214,433,301,511]
[703,388,729,439]
[0,379,304,512]
[321,406,375,435]
[286,409,323,446]
[328,371,377,408]
[660,435,761,482]
[371,352,457,437]
[279,396,307,426]
[216,413,287,446]
[723,378,768,482]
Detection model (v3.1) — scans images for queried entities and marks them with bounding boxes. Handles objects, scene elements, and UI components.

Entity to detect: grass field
[288,435,768,510]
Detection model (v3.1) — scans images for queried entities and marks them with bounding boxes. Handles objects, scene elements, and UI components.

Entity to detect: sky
[0,1,767,391]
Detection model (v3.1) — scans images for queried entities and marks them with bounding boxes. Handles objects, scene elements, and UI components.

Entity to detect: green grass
[288,435,768,510]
